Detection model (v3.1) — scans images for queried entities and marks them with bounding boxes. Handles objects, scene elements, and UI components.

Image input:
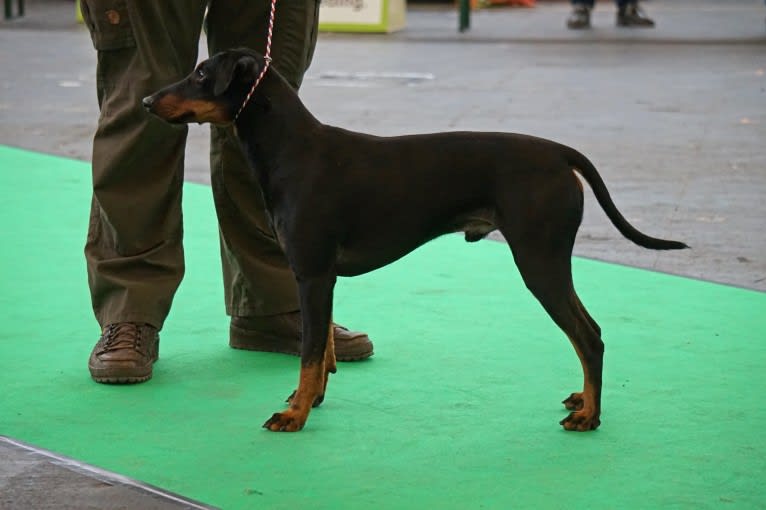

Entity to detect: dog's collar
[234,56,272,123]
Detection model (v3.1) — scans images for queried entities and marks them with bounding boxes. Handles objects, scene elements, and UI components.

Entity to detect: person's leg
[615,0,654,27]
[81,0,207,382]
[205,0,315,321]
[205,0,372,361]
[567,0,594,29]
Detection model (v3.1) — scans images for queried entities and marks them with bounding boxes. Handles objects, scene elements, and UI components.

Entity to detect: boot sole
[90,373,152,384]
[88,356,158,385]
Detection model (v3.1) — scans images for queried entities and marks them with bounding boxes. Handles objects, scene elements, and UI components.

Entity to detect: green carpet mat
[1,145,764,509]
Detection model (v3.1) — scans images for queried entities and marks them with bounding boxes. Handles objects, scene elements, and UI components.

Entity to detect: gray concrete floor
[0,0,764,507]
[0,437,217,510]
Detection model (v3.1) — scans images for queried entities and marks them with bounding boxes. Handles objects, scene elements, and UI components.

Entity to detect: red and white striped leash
[234,0,277,122]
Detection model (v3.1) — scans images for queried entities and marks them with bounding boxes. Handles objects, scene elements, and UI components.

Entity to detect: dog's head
[143,48,266,125]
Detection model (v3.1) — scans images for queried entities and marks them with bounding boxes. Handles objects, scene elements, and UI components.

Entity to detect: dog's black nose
[142,96,154,109]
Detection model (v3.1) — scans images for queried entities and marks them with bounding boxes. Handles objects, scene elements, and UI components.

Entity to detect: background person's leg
[567,0,594,29]
[616,0,654,27]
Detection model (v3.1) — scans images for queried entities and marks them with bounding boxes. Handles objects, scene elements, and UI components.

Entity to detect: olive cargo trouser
[81,0,320,329]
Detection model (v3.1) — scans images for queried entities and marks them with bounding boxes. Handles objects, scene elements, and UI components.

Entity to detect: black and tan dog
[144,48,687,433]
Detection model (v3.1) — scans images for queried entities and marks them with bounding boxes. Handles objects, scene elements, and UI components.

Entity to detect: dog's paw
[560,410,600,431]
[263,410,306,432]
[562,392,584,411]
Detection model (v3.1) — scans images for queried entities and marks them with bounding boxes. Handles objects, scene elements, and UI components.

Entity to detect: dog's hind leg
[500,205,604,431]
[509,241,604,431]
[498,168,603,430]
[562,293,602,412]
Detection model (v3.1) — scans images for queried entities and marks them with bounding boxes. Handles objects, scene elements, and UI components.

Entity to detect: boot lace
[101,323,146,354]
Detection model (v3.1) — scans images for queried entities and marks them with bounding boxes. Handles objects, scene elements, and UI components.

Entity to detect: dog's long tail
[565,147,689,250]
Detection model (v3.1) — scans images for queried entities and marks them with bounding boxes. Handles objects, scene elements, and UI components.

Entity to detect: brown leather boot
[229,312,374,361]
[88,323,159,384]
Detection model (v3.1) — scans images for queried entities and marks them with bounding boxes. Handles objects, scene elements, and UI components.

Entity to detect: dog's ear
[213,54,259,96]
[212,55,237,96]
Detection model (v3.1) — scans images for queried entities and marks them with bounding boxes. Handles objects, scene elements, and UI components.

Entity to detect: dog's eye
[195,68,205,80]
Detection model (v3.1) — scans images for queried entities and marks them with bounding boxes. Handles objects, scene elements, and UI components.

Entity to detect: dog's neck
[233,70,320,169]
[231,69,322,211]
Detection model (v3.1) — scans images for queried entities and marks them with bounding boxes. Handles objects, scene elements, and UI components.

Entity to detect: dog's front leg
[263,274,336,432]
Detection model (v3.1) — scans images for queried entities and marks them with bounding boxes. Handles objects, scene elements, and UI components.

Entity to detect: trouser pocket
[80,0,135,50]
